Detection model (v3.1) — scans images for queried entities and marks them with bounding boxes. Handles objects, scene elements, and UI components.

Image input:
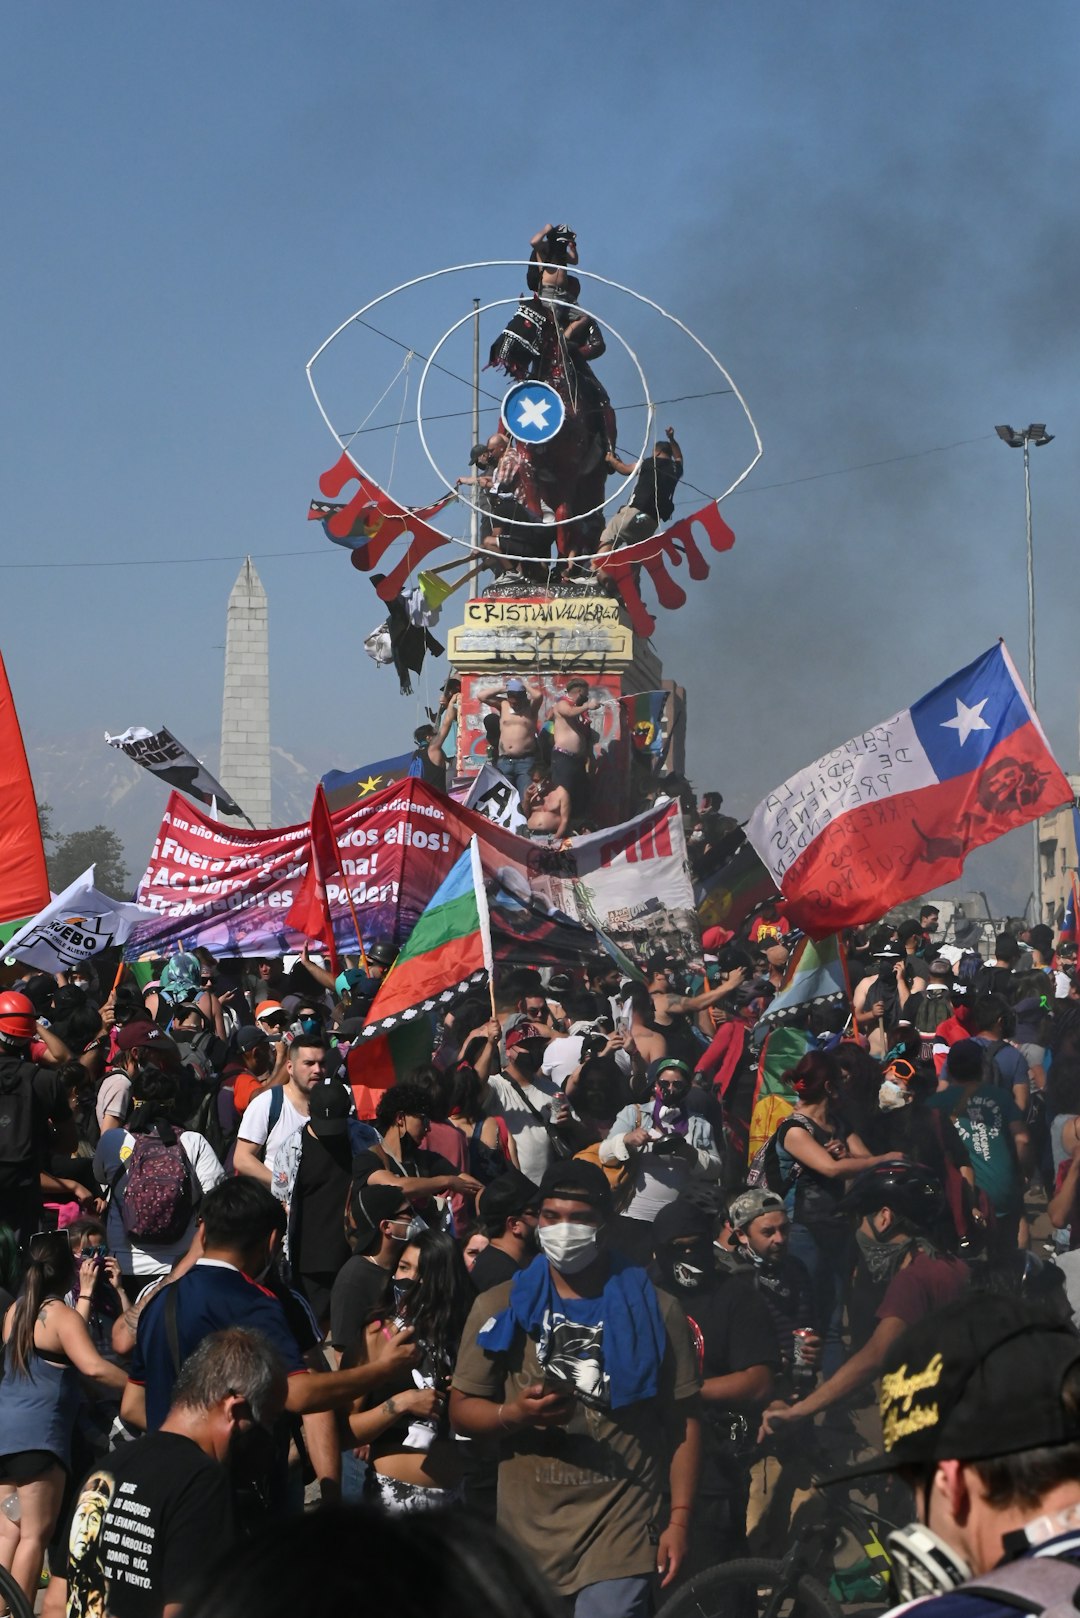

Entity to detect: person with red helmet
[0,992,97,1237]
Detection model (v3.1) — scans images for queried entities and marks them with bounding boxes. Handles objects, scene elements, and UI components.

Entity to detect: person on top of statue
[456,434,510,568]
[411,691,458,795]
[554,277,615,462]
[523,765,571,841]
[476,677,543,803]
[596,427,683,580]
[550,678,597,819]
[526,222,578,294]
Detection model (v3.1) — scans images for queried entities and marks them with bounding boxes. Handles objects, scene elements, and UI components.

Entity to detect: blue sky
[4,2,1078,908]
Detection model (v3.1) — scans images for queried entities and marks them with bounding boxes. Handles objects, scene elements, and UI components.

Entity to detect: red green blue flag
[360,837,491,1039]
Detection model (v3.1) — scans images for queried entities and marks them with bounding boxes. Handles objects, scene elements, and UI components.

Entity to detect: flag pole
[326,821,370,974]
[469,835,497,1019]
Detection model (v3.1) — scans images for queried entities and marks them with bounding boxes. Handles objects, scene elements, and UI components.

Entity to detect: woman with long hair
[771,1051,903,1374]
[0,1233,126,1603]
[346,1228,475,1513]
[446,1064,519,1178]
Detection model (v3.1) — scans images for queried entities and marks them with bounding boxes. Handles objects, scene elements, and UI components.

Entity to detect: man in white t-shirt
[487,1040,567,1184]
[234,1035,327,1188]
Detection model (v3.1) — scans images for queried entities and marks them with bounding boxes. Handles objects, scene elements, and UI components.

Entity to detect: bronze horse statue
[489,294,616,562]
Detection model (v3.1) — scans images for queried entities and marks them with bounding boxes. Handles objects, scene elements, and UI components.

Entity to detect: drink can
[792,1328,814,1369]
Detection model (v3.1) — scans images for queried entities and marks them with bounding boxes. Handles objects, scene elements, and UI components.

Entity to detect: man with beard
[759,1163,968,1442]
[652,1197,779,1575]
[726,1188,819,1395]
[69,1330,286,1618]
[451,1161,701,1617]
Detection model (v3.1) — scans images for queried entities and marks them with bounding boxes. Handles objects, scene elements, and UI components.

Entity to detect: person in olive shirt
[470,1171,541,1294]
[451,1160,700,1618]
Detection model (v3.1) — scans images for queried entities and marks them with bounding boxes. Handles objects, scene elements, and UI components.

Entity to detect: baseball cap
[506,677,525,694]
[538,1158,613,1216]
[114,1023,180,1064]
[478,1170,540,1226]
[872,940,902,962]
[236,1026,270,1052]
[728,1188,785,1230]
[468,442,488,465]
[310,1083,351,1138]
[349,1182,412,1251]
[838,1295,1080,1479]
[255,1000,285,1021]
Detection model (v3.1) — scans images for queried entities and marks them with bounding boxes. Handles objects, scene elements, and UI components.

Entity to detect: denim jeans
[497,753,537,802]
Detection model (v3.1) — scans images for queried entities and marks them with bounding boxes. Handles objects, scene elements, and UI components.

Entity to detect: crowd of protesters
[2,892,1080,1618]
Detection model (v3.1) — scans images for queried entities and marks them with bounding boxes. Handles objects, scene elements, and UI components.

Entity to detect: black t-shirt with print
[66,1430,230,1618]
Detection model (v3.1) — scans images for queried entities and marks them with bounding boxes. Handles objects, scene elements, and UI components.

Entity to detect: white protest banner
[463,764,527,834]
[5,868,157,973]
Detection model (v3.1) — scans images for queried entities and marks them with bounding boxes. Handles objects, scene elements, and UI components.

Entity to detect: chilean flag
[747,643,1072,939]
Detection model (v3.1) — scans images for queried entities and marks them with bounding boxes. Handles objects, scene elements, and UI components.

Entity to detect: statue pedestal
[448,592,683,826]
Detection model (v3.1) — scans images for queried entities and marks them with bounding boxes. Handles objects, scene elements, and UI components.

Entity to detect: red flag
[0,652,50,924]
[286,785,342,973]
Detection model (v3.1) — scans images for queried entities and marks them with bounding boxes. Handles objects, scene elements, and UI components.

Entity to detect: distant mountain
[26,731,319,889]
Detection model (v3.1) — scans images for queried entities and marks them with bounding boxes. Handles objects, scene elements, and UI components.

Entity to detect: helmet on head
[367,942,397,970]
[0,990,36,1044]
[839,1161,944,1229]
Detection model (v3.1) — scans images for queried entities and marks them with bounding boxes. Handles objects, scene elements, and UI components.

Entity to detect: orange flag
[0,652,50,924]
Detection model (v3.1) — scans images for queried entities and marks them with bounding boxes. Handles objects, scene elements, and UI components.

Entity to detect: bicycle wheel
[0,1563,36,1618]
[655,1557,843,1618]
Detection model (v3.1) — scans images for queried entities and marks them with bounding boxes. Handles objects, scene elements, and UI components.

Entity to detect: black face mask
[659,1240,716,1294]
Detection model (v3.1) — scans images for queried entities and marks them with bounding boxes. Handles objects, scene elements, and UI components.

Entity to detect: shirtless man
[550,678,596,818]
[477,677,543,803]
[523,768,571,840]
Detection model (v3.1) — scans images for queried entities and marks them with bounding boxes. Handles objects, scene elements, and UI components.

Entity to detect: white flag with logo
[463,764,528,834]
[4,868,157,973]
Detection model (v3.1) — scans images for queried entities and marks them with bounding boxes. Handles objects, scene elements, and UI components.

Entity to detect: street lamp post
[996,422,1054,924]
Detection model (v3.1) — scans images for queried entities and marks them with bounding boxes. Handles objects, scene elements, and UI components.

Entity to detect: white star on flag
[942,696,991,745]
[517,396,551,430]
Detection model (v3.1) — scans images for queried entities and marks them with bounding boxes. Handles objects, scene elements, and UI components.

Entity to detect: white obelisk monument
[219,557,272,828]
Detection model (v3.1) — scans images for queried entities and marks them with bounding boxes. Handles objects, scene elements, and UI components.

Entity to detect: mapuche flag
[746,642,1072,939]
[361,837,491,1039]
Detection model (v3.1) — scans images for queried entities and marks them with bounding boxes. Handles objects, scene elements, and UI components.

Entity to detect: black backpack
[0,1058,38,1191]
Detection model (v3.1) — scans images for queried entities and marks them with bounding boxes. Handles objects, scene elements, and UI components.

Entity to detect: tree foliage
[48,825,130,897]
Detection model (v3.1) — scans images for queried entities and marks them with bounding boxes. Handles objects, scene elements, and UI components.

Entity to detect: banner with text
[125,783,695,968]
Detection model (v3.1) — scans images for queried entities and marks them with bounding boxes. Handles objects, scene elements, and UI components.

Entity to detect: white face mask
[878,1079,913,1112]
[538,1222,601,1275]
